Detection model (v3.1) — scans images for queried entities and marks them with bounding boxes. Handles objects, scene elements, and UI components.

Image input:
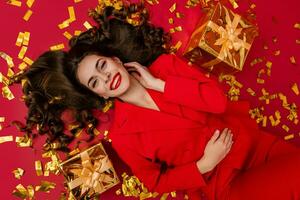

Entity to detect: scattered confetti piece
[12,184,27,199]
[2,86,15,100]
[290,56,296,65]
[35,160,43,176]
[229,0,239,9]
[169,3,176,13]
[250,57,263,66]
[50,43,65,51]
[12,168,25,179]
[23,56,33,65]
[35,181,56,192]
[291,83,299,95]
[294,23,300,29]
[26,0,35,8]
[282,124,289,132]
[18,46,27,59]
[15,134,32,147]
[0,136,13,144]
[246,88,256,96]
[83,21,93,30]
[23,10,33,21]
[296,39,300,44]
[7,0,22,7]
[168,18,174,24]
[273,50,280,56]
[284,134,294,140]
[63,31,72,40]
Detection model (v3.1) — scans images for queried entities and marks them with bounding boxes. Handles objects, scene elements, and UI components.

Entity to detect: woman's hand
[124,62,165,92]
[197,128,234,174]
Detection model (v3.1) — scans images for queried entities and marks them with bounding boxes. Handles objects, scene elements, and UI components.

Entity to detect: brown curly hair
[13,2,171,152]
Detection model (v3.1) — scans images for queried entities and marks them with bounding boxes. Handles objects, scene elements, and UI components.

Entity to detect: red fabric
[109,54,290,200]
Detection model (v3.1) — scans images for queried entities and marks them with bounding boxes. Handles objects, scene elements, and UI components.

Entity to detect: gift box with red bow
[183,2,259,75]
[59,143,120,199]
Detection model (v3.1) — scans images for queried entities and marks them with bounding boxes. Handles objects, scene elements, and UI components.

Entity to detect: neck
[117,75,149,106]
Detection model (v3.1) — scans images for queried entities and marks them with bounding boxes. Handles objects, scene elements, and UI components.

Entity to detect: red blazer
[109,54,277,200]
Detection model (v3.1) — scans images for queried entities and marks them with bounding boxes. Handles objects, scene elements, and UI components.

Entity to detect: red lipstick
[110,72,121,90]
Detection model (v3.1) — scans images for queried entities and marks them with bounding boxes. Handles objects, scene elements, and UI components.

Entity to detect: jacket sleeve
[113,143,207,193]
[151,54,227,114]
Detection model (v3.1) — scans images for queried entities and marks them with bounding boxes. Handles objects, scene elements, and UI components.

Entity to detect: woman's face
[76,54,130,99]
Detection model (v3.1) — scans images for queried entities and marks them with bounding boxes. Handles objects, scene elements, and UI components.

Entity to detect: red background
[0,0,299,199]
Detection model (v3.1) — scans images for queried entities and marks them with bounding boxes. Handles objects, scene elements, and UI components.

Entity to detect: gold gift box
[183,2,258,75]
[59,143,120,199]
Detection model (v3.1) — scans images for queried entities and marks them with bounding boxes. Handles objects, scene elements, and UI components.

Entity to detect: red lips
[110,72,121,90]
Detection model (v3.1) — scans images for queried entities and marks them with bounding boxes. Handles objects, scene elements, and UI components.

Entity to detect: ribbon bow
[68,151,115,196]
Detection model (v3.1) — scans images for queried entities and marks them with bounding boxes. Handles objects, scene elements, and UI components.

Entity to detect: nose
[98,72,110,84]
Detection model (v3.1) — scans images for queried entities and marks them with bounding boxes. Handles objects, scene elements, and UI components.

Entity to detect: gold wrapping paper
[59,143,119,199]
[183,2,258,75]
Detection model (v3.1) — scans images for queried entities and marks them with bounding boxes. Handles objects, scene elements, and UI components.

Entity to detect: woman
[16,3,300,200]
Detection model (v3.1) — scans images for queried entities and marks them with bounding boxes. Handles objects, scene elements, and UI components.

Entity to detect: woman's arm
[112,143,207,193]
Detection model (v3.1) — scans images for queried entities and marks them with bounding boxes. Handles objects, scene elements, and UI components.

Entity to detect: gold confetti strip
[74,30,82,36]
[169,3,176,13]
[144,0,159,5]
[290,56,297,65]
[171,40,182,52]
[259,88,277,104]
[175,12,184,18]
[23,10,33,21]
[294,23,300,29]
[273,50,280,56]
[0,117,4,122]
[257,68,265,77]
[23,32,30,46]
[12,168,25,179]
[229,0,239,9]
[18,46,28,59]
[170,191,177,197]
[284,134,294,140]
[168,18,174,24]
[7,0,22,7]
[35,181,56,192]
[68,6,76,22]
[50,43,65,51]
[249,107,265,124]
[265,61,272,68]
[0,52,14,67]
[18,62,28,70]
[26,0,35,8]
[35,160,43,176]
[12,184,27,199]
[296,39,300,44]
[74,0,83,2]
[269,110,281,126]
[7,68,15,77]
[250,3,256,9]
[250,57,263,66]
[68,148,80,156]
[291,83,299,95]
[174,26,182,32]
[15,32,24,47]
[2,86,15,100]
[102,100,113,112]
[58,20,70,29]
[0,136,13,144]
[15,134,32,147]
[246,88,256,96]
[282,124,289,132]
[256,78,265,84]
[23,56,33,65]
[83,21,93,30]
[27,185,34,199]
[63,31,72,40]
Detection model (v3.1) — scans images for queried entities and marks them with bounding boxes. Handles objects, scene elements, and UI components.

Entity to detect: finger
[131,72,141,81]
[225,135,233,147]
[226,141,234,152]
[210,129,220,142]
[220,128,228,141]
[128,70,141,77]
[224,132,232,144]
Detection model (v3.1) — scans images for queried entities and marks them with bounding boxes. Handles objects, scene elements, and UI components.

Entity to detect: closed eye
[100,60,106,70]
[92,79,97,88]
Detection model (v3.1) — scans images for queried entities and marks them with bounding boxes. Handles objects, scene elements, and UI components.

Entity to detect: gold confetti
[35,160,43,176]
[296,39,300,44]
[0,117,4,122]
[0,136,13,144]
[246,88,256,96]
[26,0,35,8]
[83,21,93,30]
[294,23,300,29]
[290,56,297,65]
[58,20,70,29]
[2,86,14,100]
[15,134,32,147]
[291,83,299,95]
[18,46,28,59]
[273,50,280,56]
[282,124,289,132]
[250,57,263,66]
[174,26,182,32]
[50,43,65,51]
[170,191,177,197]
[272,36,278,43]
[257,78,265,84]
[169,3,176,13]
[229,0,239,9]
[284,134,294,140]
[63,31,72,40]
[23,56,33,65]
[250,3,256,9]
[74,30,82,36]
[35,181,56,192]
[169,28,175,34]
[23,31,30,46]
[265,61,272,68]
[18,62,28,70]
[269,110,281,126]
[74,0,83,2]
[16,32,24,47]
[23,10,33,21]
[12,168,25,179]
[7,0,22,7]
[27,185,34,199]
[171,41,182,52]
[175,12,184,18]
[68,6,76,22]
[168,18,174,24]
[0,52,14,67]
[12,184,27,199]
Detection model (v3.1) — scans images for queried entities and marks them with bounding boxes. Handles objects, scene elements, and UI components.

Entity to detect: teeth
[112,74,119,89]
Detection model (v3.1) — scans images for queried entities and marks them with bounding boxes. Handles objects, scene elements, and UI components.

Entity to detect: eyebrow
[87,58,101,87]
